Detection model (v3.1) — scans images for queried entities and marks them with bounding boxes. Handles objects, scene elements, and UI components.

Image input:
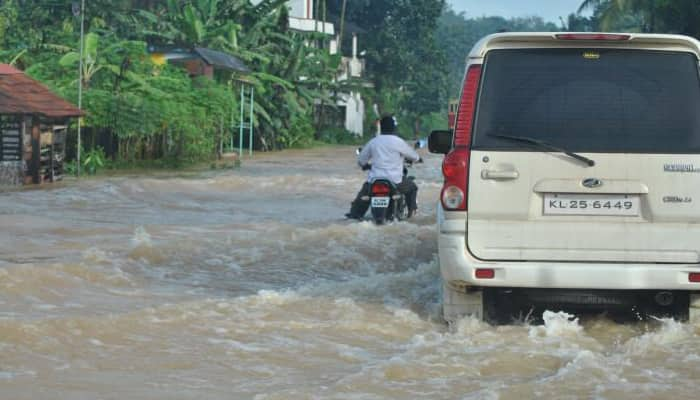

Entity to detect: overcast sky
[447,0,588,23]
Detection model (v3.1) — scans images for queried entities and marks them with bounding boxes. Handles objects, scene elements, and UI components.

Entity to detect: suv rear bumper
[438,207,700,291]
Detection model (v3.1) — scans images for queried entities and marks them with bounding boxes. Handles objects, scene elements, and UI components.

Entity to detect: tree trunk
[414,117,421,140]
[339,0,347,53]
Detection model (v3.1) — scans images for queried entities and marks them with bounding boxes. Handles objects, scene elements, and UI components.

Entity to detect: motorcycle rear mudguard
[369,179,401,225]
[371,205,390,225]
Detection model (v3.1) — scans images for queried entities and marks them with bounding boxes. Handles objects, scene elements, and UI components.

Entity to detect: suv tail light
[441,64,481,211]
[371,182,391,196]
[555,33,631,41]
[475,268,495,279]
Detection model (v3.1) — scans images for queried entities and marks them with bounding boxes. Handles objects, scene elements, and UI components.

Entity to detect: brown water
[1,146,699,399]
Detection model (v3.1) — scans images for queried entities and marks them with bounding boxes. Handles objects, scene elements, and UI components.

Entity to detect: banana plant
[138,0,242,50]
[58,32,163,96]
[58,32,101,89]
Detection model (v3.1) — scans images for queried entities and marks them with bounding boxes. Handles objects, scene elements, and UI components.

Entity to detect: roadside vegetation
[0,0,448,170]
[437,0,700,113]
[0,0,696,172]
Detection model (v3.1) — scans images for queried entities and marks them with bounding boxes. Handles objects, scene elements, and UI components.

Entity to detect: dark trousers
[348,178,418,218]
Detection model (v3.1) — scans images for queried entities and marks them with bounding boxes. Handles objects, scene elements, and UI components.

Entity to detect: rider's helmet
[380,115,398,134]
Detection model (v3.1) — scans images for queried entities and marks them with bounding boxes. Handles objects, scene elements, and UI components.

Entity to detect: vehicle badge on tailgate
[664,163,700,173]
[583,51,600,60]
[582,178,602,188]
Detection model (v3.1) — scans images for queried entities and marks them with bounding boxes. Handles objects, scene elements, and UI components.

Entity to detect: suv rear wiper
[489,134,595,167]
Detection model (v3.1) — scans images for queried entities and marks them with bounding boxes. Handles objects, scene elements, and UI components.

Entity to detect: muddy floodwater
[1,146,699,399]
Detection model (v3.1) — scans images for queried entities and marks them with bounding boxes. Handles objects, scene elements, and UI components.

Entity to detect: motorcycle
[356,147,417,225]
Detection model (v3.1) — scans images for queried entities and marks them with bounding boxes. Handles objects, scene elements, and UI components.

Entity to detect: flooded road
[1,146,699,399]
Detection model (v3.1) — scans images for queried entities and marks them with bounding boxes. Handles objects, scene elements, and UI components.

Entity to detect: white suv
[429,32,700,324]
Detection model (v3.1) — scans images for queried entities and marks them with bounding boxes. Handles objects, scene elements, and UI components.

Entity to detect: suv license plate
[371,197,390,208]
[544,193,640,216]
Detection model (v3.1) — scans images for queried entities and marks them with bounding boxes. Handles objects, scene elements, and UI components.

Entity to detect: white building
[336,33,365,137]
[250,0,365,136]
[286,0,335,35]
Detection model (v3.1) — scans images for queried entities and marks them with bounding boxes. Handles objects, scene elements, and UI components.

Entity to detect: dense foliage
[0,0,449,164]
[7,0,694,165]
[436,11,558,101]
[323,0,448,136]
[431,0,700,133]
[577,0,700,35]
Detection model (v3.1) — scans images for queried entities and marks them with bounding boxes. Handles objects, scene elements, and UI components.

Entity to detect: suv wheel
[441,281,483,324]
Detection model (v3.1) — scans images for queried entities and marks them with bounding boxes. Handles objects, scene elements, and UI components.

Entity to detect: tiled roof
[0,64,22,75]
[0,64,83,118]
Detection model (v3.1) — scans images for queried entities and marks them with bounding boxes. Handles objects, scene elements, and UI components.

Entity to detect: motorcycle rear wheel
[394,196,408,221]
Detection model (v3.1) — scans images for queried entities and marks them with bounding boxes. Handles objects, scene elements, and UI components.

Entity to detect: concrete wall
[250,0,313,19]
[288,17,334,34]
[0,161,24,186]
[287,0,312,18]
[342,92,364,137]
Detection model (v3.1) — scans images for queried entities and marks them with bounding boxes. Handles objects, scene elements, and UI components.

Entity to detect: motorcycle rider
[345,115,422,220]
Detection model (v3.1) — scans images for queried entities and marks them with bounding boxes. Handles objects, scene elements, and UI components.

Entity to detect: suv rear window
[472,49,700,153]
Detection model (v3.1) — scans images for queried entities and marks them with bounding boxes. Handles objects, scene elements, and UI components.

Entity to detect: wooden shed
[0,64,83,186]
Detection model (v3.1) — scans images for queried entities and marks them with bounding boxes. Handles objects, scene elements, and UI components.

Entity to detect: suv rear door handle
[481,169,519,180]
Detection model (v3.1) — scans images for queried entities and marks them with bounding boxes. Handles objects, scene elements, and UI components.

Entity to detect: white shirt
[358,134,420,184]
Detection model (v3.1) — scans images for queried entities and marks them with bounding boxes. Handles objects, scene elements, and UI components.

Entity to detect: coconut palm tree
[578,0,659,32]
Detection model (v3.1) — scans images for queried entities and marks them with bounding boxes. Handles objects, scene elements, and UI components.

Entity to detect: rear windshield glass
[472,49,700,153]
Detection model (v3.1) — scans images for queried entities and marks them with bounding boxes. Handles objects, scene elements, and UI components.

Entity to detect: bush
[83,146,107,175]
[281,113,315,148]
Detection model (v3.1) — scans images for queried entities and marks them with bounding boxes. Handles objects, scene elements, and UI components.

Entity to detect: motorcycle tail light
[371,182,391,196]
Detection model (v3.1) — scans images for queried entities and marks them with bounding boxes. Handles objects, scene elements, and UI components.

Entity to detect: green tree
[436,9,558,100]
[326,0,448,136]
[577,0,700,35]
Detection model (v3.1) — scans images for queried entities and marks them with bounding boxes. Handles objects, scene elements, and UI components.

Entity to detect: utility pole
[75,0,85,177]
[314,0,320,32]
[339,0,347,53]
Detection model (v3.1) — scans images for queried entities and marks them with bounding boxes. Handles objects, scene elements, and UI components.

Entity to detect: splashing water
[0,148,699,400]
[529,310,584,338]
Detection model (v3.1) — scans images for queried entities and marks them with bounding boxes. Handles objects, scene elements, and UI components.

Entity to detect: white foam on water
[227,262,242,273]
[453,316,491,336]
[131,226,152,248]
[292,261,441,321]
[622,318,695,356]
[0,371,15,380]
[33,303,58,311]
[529,311,584,338]
[388,308,423,325]
[105,288,145,297]
[334,343,371,363]
[253,289,302,306]
[81,247,113,265]
[204,258,225,267]
[461,390,501,400]
[206,337,264,353]
[128,226,169,265]
[551,349,603,378]
[54,363,71,371]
